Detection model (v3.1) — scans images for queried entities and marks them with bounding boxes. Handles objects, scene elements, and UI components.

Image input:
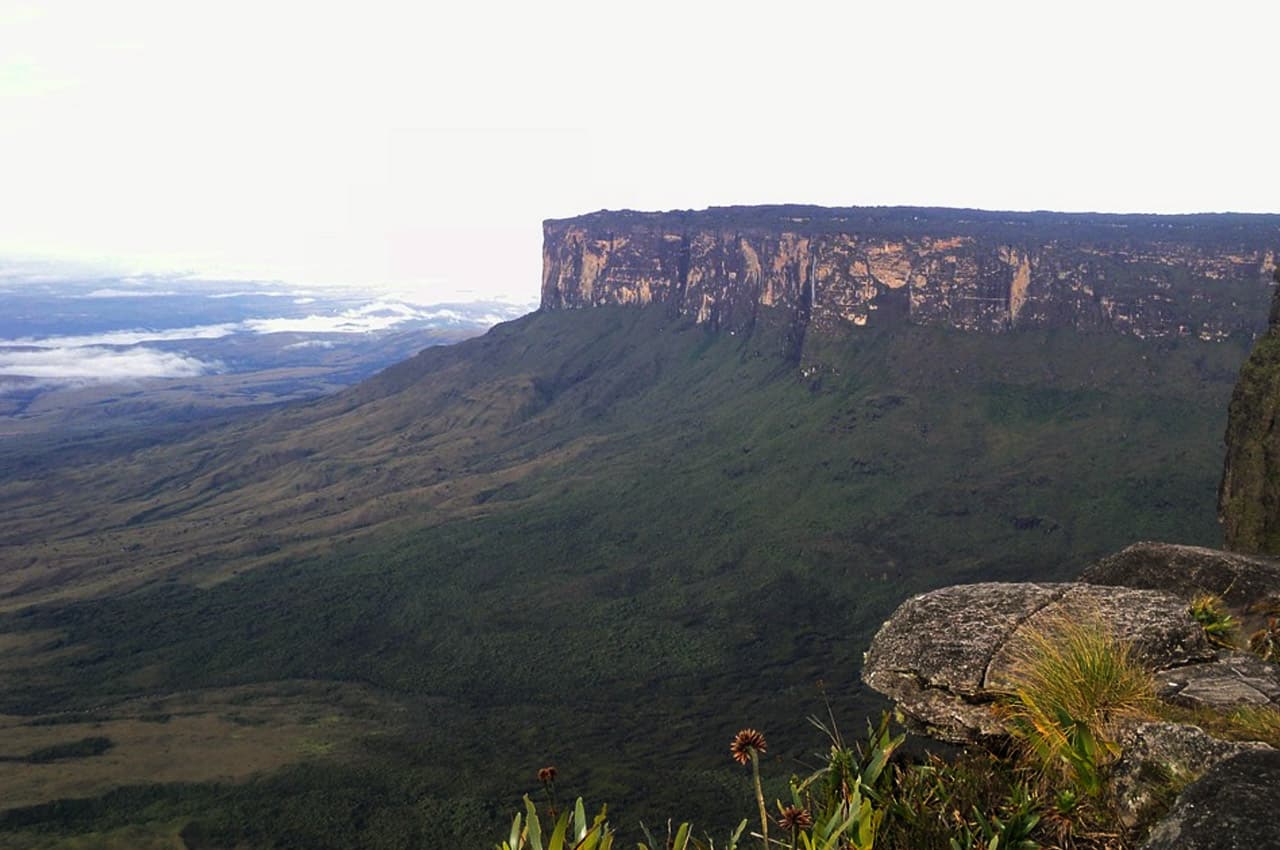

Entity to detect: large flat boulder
[862,582,1212,742]
[1082,541,1280,608]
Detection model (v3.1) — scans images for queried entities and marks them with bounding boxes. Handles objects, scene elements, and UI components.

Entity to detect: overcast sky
[1,0,1275,303]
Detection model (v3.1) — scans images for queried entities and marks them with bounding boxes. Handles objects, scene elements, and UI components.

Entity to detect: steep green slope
[0,306,1252,846]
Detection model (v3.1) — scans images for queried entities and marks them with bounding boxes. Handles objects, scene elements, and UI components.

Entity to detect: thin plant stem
[750,749,768,850]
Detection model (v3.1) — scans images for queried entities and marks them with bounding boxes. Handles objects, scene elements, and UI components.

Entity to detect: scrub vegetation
[0,306,1256,847]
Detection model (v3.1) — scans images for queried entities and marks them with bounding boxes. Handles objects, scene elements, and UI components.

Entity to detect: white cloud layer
[0,346,213,381]
[84,288,179,298]
[0,295,531,387]
[1,298,528,352]
[4,323,242,348]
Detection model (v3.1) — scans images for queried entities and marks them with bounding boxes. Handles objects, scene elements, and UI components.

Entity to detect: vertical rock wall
[542,207,1279,340]
[1221,266,1280,554]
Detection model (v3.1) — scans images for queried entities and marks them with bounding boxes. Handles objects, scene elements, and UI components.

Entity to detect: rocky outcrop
[543,206,1279,339]
[1158,652,1280,711]
[1139,748,1280,850]
[1220,267,1280,555]
[863,542,1280,845]
[861,582,1213,742]
[1082,541,1280,609]
[1111,722,1269,833]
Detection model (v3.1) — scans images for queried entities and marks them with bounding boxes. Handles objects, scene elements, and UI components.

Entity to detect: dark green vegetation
[0,305,1256,847]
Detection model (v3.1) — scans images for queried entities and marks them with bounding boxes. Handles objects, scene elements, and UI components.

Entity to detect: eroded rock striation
[543,206,1279,339]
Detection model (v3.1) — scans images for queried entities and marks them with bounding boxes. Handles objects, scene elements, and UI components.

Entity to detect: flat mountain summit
[544,206,1278,337]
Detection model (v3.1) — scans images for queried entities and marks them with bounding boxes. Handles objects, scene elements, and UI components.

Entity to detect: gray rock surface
[1082,542,1280,608]
[986,584,1212,689]
[1158,651,1280,710]
[862,582,1212,741]
[1111,723,1269,833]
[1140,748,1280,849]
[861,582,1060,740]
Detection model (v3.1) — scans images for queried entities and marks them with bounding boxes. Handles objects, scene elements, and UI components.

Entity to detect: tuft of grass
[998,615,1156,796]
[1224,705,1280,746]
[1188,594,1238,648]
[1158,702,1280,748]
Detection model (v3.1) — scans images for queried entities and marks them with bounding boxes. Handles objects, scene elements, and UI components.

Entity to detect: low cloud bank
[0,296,531,389]
[5,324,241,349]
[0,346,214,382]
[4,299,524,351]
[84,288,180,298]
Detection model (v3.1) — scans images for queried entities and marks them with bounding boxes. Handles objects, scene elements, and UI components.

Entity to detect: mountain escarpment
[1220,266,1280,554]
[543,206,1278,339]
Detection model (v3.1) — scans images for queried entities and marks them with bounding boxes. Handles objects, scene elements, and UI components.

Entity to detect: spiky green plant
[661,818,747,850]
[497,795,613,850]
[946,784,1040,850]
[1189,593,1238,648]
[997,614,1155,797]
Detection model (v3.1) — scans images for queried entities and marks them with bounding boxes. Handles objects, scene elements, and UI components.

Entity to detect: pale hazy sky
[1,0,1276,303]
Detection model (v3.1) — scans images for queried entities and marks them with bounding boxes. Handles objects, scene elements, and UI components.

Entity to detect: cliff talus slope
[544,206,1278,339]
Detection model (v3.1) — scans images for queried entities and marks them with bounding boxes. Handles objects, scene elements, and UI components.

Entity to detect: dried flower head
[777,805,813,831]
[729,728,767,765]
[537,766,557,784]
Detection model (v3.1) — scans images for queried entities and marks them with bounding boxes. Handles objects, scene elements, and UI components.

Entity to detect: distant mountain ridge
[543,205,1280,338]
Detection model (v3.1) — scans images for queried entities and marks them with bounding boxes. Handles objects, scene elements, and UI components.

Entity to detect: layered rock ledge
[542,206,1279,338]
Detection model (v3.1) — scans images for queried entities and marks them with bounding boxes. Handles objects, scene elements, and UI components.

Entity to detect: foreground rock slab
[1139,748,1280,849]
[1111,723,1270,833]
[1158,651,1280,710]
[862,582,1212,742]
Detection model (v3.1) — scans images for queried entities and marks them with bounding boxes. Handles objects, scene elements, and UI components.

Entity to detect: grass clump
[1158,703,1280,748]
[998,616,1155,797]
[1222,705,1280,746]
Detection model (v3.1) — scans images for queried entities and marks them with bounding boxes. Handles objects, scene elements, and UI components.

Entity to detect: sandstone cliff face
[1220,267,1280,554]
[542,206,1279,339]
